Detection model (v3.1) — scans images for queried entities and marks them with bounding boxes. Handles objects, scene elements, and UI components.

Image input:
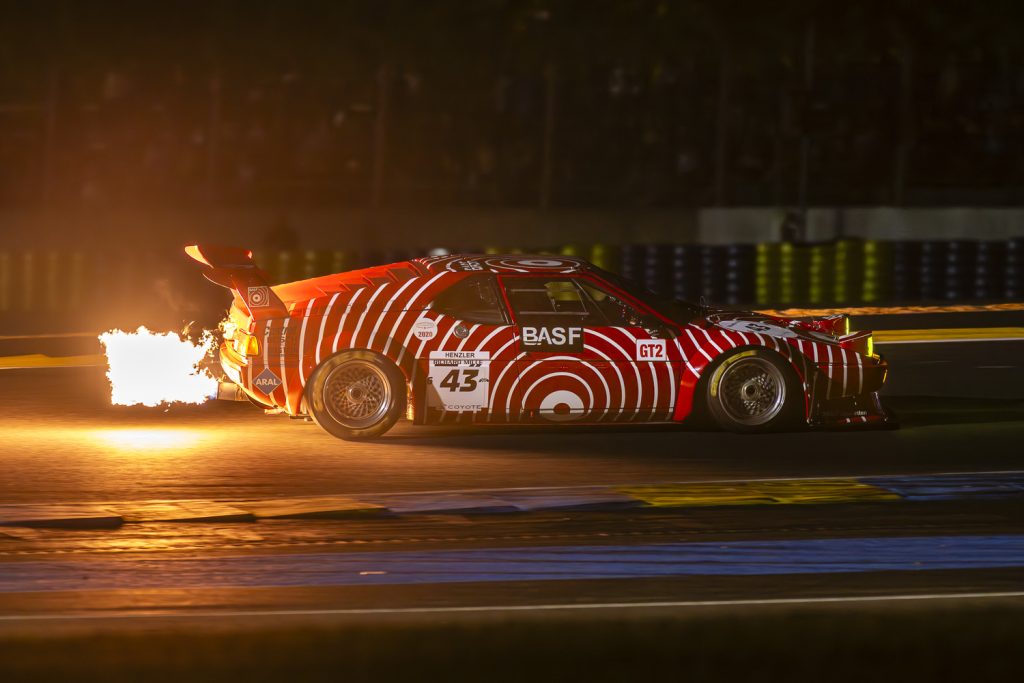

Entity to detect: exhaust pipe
[216,381,249,402]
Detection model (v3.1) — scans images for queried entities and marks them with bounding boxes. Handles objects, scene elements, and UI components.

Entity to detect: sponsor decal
[519,326,584,352]
[427,350,490,412]
[717,319,797,339]
[539,389,587,422]
[413,318,438,341]
[247,286,270,308]
[449,259,484,271]
[518,259,565,267]
[636,338,667,361]
[253,367,282,394]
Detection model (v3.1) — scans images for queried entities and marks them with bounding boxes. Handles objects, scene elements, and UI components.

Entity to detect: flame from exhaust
[98,326,218,406]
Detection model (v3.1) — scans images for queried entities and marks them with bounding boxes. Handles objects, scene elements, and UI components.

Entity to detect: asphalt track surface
[2,363,1024,504]
[1,331,1024,642]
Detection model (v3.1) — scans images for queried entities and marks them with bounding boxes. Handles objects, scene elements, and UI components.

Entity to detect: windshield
[591,267,701,325]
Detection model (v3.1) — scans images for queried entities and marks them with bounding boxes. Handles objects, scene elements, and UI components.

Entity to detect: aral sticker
[636,338,667,360]
[413,318,438,340]
[427,350,490,412]
[253,367,282,394]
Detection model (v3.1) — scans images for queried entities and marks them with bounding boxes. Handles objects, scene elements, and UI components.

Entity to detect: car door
[418,272,517,424]
[574,276,682,422]
[496,275,615,422]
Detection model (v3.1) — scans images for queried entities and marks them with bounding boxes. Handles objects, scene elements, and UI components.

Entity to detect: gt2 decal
[427,350,490,412]
[636,339,667,360]
[520,326,583,352]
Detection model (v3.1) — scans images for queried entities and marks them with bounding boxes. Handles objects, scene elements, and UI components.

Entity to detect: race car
[186,245,891,440]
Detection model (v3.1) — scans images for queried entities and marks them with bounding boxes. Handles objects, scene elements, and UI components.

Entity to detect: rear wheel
[305,350,405,440]
[705,350,799,433]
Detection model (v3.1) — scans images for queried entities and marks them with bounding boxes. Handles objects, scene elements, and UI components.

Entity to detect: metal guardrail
[1,239,1022,315]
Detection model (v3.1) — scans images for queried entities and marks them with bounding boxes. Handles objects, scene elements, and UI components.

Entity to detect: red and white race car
[187,245,890,440]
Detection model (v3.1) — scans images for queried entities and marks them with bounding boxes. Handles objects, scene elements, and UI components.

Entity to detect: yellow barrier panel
[778,242,794,304]
[329,250,350,274]
[276,250,292,284]
[589,243,617,272]
[301,250,319,279]
[833,240,849,305]
[20,252,33,312]
[862,240,879,303]
[754,243,776,306]
[69,252,85,308]
[808,244,833,306]
[0,252,9,312]
[45,251,59,311]
[861,240,890,303]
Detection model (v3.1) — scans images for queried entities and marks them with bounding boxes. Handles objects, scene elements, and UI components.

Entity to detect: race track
[1,334,1024,631]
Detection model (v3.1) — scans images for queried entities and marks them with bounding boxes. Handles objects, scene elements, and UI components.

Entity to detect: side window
[431,274,508,325]
[504,278,604,327]
[578,281,645,327]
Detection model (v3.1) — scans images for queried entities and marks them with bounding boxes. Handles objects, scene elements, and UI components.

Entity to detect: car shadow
[379,395,1024,450]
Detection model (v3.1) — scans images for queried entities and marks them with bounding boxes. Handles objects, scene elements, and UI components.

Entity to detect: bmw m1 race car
[186,245,891,440]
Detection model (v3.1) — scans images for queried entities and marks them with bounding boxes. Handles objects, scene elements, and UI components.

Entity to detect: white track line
[2,591,1023,623]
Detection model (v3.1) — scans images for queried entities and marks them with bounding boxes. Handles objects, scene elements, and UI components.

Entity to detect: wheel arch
[298,339,417,413]
[687,342,815,424]
[303,347,409,439]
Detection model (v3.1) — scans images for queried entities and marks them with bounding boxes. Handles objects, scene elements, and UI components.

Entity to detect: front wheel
[305,350,406,440]
[705,350,800,433]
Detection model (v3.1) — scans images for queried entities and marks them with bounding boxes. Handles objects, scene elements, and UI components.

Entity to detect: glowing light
[90,428,206,450]
[98,326,218,406]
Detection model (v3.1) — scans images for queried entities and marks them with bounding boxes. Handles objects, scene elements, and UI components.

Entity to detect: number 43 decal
[439,368,480,392]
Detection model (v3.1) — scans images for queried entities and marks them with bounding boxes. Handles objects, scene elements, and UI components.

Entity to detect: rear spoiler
[184,244,288,320]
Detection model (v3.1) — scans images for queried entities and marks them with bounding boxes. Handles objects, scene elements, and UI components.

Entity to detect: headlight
[838,330,872,356]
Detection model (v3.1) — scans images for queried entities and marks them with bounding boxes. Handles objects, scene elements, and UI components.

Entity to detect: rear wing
[184,244,288,320]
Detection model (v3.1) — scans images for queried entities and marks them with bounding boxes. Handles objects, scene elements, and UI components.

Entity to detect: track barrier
[1,238,1022,317]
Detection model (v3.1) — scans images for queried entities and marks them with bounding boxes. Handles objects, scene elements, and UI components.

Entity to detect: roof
[272,254,594,306]
[412,254,591,275]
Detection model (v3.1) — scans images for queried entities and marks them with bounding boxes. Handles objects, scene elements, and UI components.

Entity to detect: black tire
[305,350,406,440]
[704,349,801,433]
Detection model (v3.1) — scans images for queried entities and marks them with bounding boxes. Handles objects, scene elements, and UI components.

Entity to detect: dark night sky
[0,1,1021,209]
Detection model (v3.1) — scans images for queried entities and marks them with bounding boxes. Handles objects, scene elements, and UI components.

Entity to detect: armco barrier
[1,239,1022,318]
